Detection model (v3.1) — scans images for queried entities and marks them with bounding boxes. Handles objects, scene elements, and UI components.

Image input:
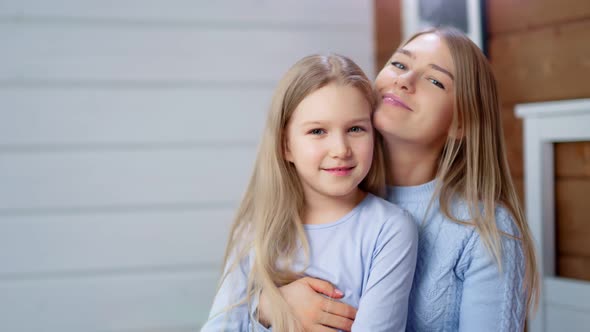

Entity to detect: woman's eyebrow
[430,64,454,81]
[396,48,454,80]
[396,48,414,58]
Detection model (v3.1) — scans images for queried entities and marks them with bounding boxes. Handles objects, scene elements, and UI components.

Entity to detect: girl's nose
[330,135,352,158]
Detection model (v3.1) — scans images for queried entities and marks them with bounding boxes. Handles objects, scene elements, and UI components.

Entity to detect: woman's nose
[394,71,416,93]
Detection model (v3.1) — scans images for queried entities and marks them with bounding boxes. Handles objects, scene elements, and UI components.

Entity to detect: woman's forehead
[402,33,454,70]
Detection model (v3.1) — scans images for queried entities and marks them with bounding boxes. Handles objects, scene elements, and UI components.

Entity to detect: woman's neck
[385,140,441,186]
[302,189,365,225]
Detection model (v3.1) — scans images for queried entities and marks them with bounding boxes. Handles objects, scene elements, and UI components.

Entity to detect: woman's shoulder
[448,198,520,236]
[451,201,525,268]
[494,204,521,237]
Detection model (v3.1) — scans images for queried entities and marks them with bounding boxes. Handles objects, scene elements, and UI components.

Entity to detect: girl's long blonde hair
[403,27,539,314]
[219,54,387,331]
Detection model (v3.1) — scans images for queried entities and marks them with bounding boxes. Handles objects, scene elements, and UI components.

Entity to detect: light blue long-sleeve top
[388,180,528,331]
[201,193,418,332]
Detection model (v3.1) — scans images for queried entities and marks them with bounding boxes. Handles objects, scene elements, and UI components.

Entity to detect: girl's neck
[385,139,441,186]
[302,189,366,225]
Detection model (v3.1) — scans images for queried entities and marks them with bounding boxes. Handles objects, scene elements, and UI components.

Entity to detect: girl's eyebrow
[301,117,371,126]
[395,48,454,80]
[346,117,372,125]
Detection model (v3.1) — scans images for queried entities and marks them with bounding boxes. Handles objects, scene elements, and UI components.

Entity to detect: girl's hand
[258,277,357,331]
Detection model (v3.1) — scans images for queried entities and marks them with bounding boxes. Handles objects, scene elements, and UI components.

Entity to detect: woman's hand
[258,277,357,331]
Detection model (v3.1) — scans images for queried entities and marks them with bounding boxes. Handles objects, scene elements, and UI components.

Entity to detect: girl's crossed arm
[257,212,418,331]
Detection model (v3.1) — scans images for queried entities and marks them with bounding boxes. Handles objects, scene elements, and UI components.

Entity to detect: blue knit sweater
[388,180,527,331]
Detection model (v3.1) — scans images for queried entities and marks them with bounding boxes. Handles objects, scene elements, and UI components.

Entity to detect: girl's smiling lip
[322,166,356,176]
[381,93,413,111]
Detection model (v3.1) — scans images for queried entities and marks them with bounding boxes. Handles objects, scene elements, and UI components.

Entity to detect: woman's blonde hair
[218,54,386,331]
[402,27,539,314]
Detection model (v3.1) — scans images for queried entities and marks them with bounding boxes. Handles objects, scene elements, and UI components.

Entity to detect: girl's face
[284,83,374,203]
[374,33,456,148]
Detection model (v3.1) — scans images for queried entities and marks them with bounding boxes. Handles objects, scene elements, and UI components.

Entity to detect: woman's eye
[391,61,406,70]
[349,126,365,133]
[309,128,325,135]
[429,78,445,89]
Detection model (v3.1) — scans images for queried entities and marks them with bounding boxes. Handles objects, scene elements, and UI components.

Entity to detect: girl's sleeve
[456,208,527,332]
[351,210,419,331]
[201,253,260,332]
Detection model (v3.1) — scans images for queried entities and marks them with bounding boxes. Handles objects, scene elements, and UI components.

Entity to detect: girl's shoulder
[361,193,417,236]
[363,193,410,219]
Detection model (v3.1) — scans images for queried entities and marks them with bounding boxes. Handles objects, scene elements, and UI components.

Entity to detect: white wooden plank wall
[0,1,374,331]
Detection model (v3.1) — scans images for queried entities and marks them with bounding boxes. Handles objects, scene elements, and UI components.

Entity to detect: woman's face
[374,33,456,149]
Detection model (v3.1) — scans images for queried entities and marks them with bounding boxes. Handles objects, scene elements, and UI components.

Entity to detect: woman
[253,27,539,331]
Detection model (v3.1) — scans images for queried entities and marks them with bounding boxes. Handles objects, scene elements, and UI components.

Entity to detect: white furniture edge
[515,98,590,332]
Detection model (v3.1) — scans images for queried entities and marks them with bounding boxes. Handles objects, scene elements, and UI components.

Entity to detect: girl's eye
[429,78,445,89]
[308,128,325,135]
[391,61,406,70]
[349,126,365,133]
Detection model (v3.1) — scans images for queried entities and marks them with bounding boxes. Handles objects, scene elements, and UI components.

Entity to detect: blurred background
[0,0,588,331]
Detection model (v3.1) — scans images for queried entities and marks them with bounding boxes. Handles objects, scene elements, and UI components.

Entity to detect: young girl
[201,54,418,331]
[255,27,540,331]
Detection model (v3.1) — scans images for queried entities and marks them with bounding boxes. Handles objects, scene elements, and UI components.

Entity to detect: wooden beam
[489,20,590,104]
[502,105,524,177]
[487,0,590,35]
[556,178,590,257]
[555,142,590,177]
[557,255,590,282]
[374,0,402,73]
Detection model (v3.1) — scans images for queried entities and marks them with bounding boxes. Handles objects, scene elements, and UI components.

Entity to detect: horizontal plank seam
[556,253,590,259]
[489,15,590,37]
[0,263,221,281]
[0,201,238,217]
[555,175,590,180]
[0,15,370,31]
[0,142,258,153]
[105,325,199,332]
[0,80,276,89]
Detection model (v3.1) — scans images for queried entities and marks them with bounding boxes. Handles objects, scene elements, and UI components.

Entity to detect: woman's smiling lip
[382,93,413,111]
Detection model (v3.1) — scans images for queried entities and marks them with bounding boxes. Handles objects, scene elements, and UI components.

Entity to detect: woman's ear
[448,110,464,139]
[283,139,293,162]
[448,125,464,140]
